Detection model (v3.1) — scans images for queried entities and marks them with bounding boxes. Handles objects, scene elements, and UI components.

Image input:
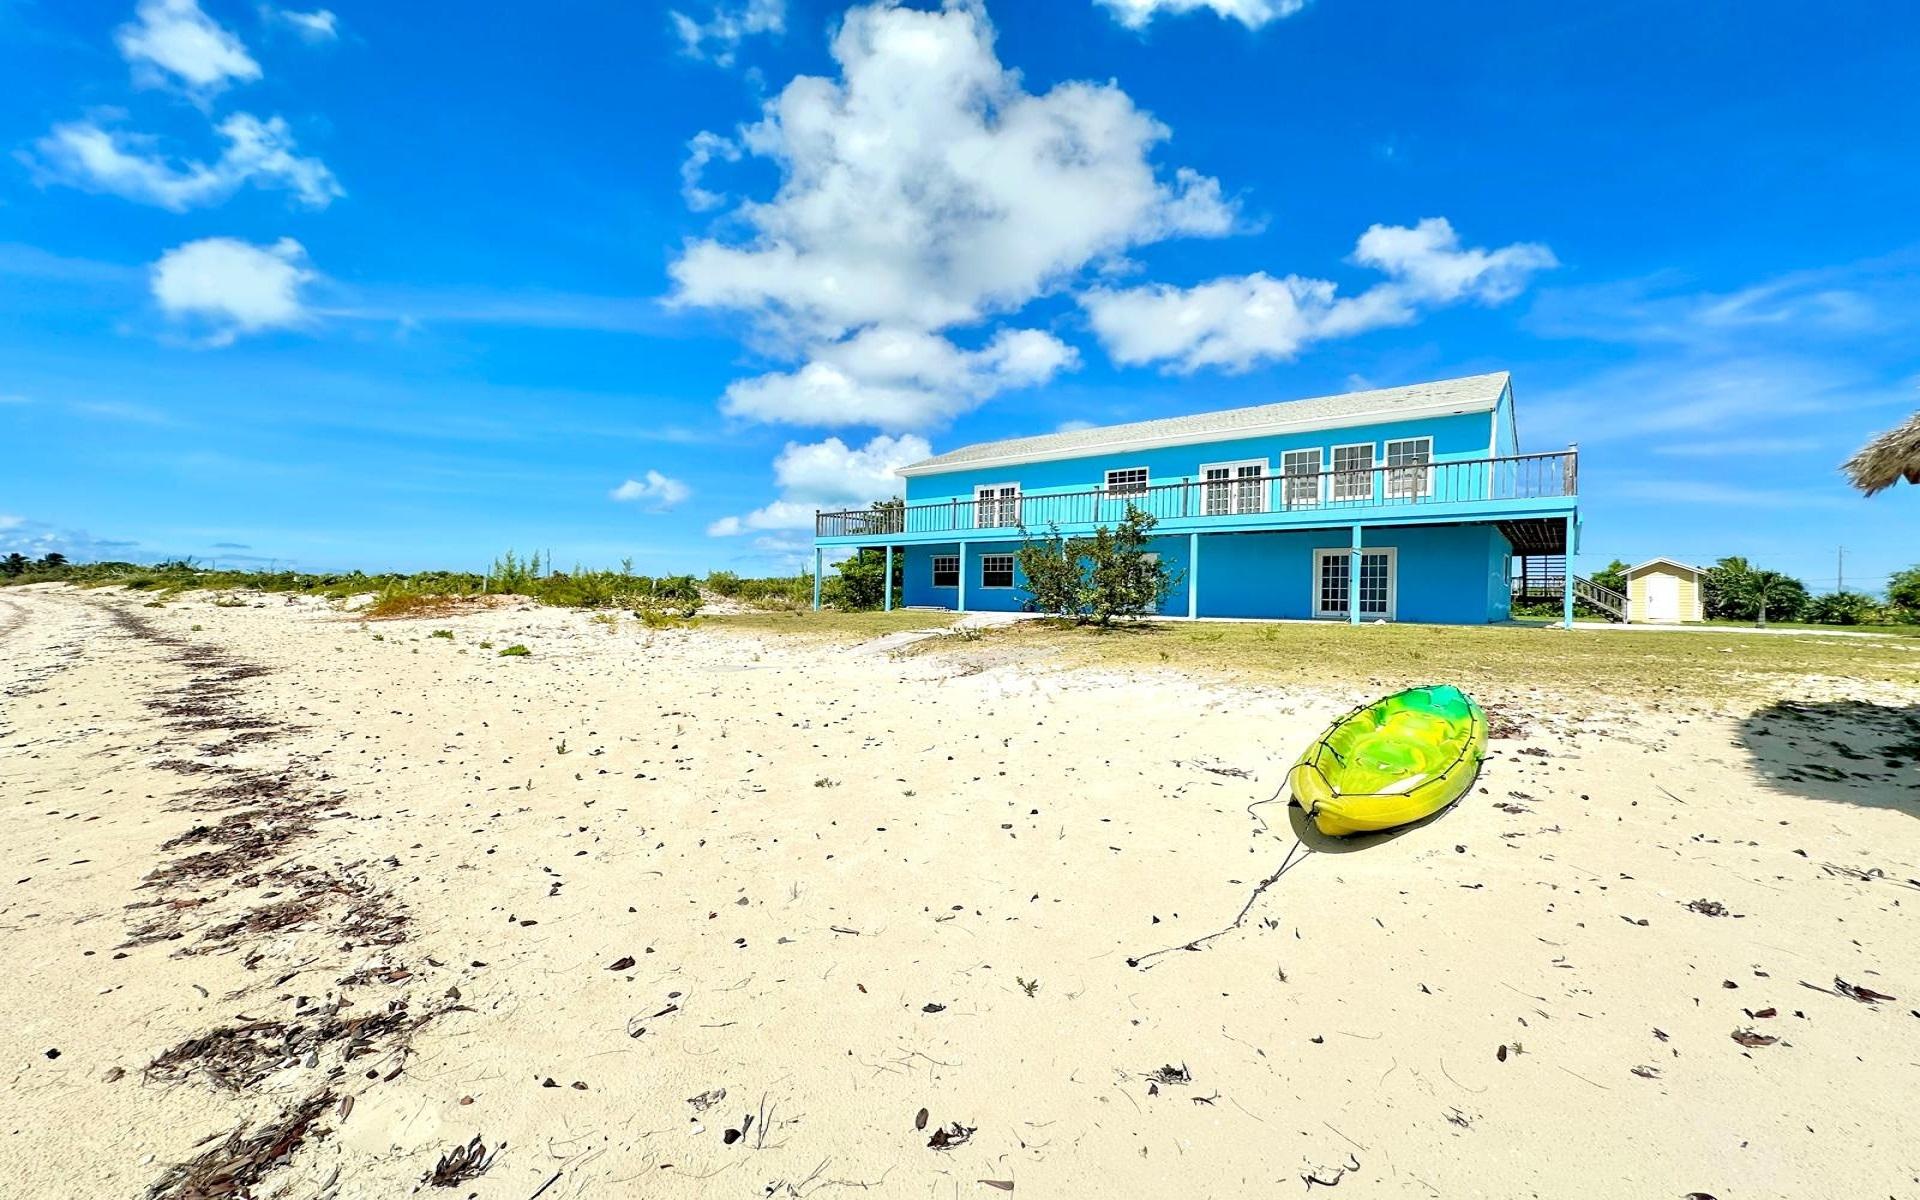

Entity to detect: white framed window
[974,483,1021,528]
[1280,448,1324,509]
[980,554,1015,589]
[1330,442,1375,503]
[931,555,960,588]
[1200,459,1267,516]
[1384,436,1433,498]
[1104,467,1149,497]
[1313,547,1397,620]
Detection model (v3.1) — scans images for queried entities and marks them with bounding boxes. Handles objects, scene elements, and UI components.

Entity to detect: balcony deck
[816,449,1577,545]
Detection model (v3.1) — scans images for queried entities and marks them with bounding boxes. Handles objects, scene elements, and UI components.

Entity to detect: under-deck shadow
[1736,700,1920,818]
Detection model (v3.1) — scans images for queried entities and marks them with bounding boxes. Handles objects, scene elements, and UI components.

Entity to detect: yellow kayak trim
[1288,685,1488,837]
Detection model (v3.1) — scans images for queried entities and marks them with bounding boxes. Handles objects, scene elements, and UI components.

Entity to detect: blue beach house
[812,373,1586,626]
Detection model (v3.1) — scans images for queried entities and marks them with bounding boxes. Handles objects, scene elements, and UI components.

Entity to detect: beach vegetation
[498,644,530,657]
[1012,505,1179,626]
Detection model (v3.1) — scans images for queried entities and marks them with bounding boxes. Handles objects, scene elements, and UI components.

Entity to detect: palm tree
[1735,569,1796,627]
[1,553,27,577]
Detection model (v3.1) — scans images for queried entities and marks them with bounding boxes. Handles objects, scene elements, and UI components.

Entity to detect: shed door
[1646,572,1680,621]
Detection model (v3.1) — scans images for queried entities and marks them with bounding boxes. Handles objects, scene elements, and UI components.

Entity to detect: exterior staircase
[1573,576,1626,621]
[1511,555,1627,621]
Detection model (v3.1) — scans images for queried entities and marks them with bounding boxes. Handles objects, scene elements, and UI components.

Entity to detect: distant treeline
[0,550,814,617]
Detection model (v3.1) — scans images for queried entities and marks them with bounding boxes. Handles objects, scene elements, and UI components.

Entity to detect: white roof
[899,372,1511,477]
[1625,557,1705,577]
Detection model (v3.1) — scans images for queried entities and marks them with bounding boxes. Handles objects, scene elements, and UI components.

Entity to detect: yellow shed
[1624,557,1705,623]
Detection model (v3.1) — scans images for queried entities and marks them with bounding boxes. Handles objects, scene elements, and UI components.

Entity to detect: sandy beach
[2,584,1916,1199]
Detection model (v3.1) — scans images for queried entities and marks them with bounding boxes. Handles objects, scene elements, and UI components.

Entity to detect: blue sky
[2,0,1915,592]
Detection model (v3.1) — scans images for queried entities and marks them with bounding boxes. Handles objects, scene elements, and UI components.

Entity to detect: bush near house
[822,548,902,611]
[1014,504,1180,627]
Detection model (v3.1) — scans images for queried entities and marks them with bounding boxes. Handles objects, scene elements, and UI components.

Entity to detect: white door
[1315,548,1396,620]
[1646,572,1680,621]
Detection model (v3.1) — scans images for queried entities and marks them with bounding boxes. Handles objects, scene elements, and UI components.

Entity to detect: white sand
[1,586,1915,1198]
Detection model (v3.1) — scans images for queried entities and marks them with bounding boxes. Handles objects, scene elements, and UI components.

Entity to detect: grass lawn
[701,609,961,640]
[928,618,1920,699]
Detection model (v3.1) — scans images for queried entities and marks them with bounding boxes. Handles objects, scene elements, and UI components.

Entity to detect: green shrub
[1011,505,1177,627]
[498,644,530,657]
[823,550,896,611]
[1806,591,1882,625]
[1015,524,1083,618]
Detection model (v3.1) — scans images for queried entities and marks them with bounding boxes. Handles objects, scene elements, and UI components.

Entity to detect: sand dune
[2,585,1915,1198]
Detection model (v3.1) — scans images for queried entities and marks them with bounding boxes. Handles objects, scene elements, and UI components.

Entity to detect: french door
[974,484,1021,528]
[1201,460,1267,515]
[1314,548,1396,620]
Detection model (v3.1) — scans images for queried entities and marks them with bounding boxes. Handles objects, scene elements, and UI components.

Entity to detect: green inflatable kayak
[1288,685,1488,836]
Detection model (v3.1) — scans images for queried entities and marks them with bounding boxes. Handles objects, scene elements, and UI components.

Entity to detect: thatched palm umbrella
[1844,412,1920,495]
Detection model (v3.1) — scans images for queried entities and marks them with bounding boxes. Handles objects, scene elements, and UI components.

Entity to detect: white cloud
[117,0,261,95]
[721,326,1078,430]
[709,433,930,535]
[31,112,342,211]
[671,0,1228,429]
[1096,0,1306,30]
[151,236,315,346]
[609,470,692,510]
[269,7,339,41]
[671,0,785,66]
[1350,217,1557,307]
[672,1,1232,339]
[1083,217,1555,373]
[680,131,740,212]
[0,515,24,531]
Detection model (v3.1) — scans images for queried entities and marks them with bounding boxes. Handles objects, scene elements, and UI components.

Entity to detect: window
[1331,443,1375,502]
[1104,467,1149,496]
[1200,459,1267,515]
[974,483,1021,528]
[1280,448,1323,509]
[1384,437,1433,498]
[980,554,1015,589]
[931,555,959,588]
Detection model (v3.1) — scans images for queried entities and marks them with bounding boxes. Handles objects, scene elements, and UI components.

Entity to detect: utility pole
[1837,545,1845,593]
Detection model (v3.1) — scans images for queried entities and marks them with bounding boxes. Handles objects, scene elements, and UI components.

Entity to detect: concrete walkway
[844,611,1025,656]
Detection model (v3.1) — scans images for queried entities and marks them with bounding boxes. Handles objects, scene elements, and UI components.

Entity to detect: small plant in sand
[813,777,837,788]
[1016,976,1040,997]
[555,740,569,755]
[190,623,203,631]
[498,644,530,657]
[479,640,494,649]
[430,629,454,639]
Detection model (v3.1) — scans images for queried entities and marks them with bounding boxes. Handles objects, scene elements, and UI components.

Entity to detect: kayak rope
[1127,783,1314,971]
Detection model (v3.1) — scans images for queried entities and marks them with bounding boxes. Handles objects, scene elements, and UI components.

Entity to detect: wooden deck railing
[817,448,1577,539]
